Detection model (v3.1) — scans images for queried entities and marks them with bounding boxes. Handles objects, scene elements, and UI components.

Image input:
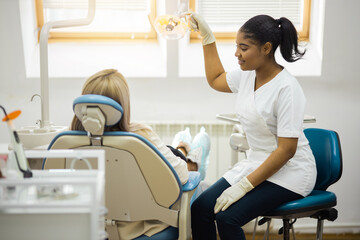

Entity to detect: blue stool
[256,128,343,240]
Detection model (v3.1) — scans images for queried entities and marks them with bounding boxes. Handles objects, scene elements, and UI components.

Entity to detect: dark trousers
[191,177,302,240]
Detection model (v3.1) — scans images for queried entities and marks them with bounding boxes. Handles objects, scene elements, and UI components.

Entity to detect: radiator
[145,121,244,183]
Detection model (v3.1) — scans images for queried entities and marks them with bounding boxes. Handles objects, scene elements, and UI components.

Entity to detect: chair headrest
[73,94,124,135]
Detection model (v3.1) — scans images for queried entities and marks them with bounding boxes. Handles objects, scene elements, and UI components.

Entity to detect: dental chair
[43,94,201,240]
[254,128,343,240]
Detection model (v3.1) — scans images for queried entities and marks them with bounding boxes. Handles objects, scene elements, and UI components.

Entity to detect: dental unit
[17,0,96,149]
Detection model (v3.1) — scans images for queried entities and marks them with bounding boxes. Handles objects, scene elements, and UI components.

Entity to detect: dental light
[154,0,190,40]
[154,14,189,40]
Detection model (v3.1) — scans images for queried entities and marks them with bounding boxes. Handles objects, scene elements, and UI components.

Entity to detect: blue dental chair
[43,94,201,240]
[254,128,343,240]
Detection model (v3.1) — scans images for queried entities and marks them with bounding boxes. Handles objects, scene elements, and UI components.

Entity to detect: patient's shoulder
[130,122,159,145]
[130,122,153,132]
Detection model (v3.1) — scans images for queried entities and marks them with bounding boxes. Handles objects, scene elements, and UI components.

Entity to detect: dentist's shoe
[187,127,211,180]
[171,127,192,154]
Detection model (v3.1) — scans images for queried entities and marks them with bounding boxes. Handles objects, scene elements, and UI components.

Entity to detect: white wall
[0,0,359,233]
[293,0,360,232]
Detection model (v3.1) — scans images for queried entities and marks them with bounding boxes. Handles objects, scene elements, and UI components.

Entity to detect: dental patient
[70,69,209,239]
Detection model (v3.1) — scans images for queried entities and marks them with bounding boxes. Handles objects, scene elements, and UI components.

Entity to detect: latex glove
[214,177,254,214]
[189,13,215,45]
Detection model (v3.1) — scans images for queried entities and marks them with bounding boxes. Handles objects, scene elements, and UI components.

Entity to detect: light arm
[39,0,96,128]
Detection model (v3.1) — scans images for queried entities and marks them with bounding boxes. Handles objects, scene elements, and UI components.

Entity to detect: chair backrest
[304,128,343,191]
[43,95,183,227]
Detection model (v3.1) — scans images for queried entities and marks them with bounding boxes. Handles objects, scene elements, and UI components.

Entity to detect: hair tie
[276,19,282,28]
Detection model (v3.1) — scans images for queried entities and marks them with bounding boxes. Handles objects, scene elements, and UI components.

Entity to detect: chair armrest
[179,171,200,240]
[182,171,201,192]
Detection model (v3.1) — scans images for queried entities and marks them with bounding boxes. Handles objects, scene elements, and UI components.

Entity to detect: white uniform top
[223,68,317,197]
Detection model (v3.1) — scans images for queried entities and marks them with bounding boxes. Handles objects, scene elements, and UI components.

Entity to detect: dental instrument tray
[216,113,316,124]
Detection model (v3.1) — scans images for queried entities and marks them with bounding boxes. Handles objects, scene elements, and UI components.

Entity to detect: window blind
[41,0,152,33]
[43,0,149,11]
[197,0,303,31]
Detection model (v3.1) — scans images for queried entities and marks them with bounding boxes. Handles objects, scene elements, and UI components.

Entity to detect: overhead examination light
[153,0,190,40]
[154,14,189,40]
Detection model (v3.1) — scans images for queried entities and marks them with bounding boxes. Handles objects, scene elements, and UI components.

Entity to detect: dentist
[189,14,317,240]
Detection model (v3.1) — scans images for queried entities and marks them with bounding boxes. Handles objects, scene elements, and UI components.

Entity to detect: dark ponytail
[278,17,305,62]
[240,15,305,62]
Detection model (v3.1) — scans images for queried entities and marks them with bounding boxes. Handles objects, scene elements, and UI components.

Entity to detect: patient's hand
[187,160,198,171]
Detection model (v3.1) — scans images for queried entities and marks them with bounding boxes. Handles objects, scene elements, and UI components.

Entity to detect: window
[189,0,311,42]
[35,0,157,42]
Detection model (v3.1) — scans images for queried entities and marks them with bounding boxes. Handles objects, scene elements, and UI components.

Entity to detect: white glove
[189,13,215,45]
[214,177,254,214]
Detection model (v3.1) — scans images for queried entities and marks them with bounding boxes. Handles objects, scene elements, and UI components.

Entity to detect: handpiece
[1,105,32,178]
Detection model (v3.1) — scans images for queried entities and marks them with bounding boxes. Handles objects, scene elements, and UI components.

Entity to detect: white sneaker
[171,127,192,153]
[187,127,210,180]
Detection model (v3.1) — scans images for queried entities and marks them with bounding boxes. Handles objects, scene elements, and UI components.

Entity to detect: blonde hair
[71,69,151,137]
